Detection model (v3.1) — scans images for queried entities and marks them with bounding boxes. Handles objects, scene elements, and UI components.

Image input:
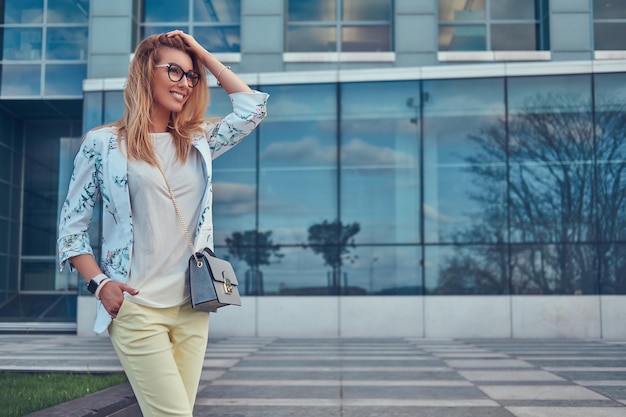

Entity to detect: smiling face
[151,47,195,131]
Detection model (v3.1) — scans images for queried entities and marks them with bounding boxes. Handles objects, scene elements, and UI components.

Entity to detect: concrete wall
[77,295,626,339]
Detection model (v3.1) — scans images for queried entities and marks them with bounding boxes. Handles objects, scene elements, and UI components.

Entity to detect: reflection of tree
[438,91,626,294]
[306,219,360,294]
[225,230,283,295]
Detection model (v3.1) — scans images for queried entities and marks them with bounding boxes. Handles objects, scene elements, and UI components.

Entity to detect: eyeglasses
[155,63,201,88]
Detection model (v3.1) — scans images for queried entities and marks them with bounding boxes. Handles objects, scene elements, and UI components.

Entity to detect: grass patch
[0,372,128,417]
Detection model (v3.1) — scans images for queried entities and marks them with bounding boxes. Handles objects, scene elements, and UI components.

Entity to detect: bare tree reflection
[437,91,626,294]
[305,219,360,294]
[225,230,283,295]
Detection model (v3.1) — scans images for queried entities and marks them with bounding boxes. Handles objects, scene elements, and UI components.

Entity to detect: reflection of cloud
[342,138,416,167]
[213,182,255,214]
[423,203,456,223]
[261,137,335,164]
[261,136,417,168]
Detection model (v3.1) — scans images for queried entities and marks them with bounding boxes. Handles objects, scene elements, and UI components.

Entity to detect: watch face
[87,280,98,294]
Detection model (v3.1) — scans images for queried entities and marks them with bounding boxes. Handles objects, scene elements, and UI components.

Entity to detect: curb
[23,382,140,417]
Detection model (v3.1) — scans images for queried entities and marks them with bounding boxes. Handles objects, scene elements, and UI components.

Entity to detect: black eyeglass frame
[155,63,201,87]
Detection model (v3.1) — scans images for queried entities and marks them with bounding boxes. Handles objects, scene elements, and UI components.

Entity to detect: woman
[57,31,268,416]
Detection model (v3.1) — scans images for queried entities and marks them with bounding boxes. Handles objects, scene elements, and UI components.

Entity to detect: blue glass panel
[44,64,86,96]
[3,0,43,24]
[594,23,626,50]
[511,244,598,295]
[142,25,184,38]
[508,75,593,244]
[258,83,337,246]
[490,0,536,20]
[212,90,257,245]
[342,26,390,52]
[598,244,626,294]
[289,0,336,22]
[422,77,506,244]
[439,25,486,51]
[2,28,42,60]
[342,246,422,295]
[1,64,41,96]
[425,245,509,295]
[491,23,538,50]
[144,0,188,22]
[194,26,240,53]
[343,0,390,21]
[287,26,337,52]
[341,80,421,244]
[46,27,88,60]
[194,0,241,22]
[439,0,485,22]
[0,145,10,181]
[594,0,626,19]
[47,0,89,23]
[594,74,626,267]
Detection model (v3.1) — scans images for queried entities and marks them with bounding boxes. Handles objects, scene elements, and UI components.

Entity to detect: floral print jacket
[58,91,268,333]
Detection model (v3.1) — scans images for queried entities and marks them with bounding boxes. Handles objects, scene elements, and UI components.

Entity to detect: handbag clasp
[223,273,233,295]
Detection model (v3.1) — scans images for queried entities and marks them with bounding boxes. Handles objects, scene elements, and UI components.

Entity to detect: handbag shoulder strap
[156,164,202,267]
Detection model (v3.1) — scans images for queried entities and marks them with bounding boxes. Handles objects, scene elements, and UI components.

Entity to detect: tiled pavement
[2,335,626,416]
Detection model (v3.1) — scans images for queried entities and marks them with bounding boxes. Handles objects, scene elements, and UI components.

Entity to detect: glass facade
[286,0,392,52]
[0,0,88,97]
[593,0,626,50]
[438,0,549,51]
[142,0,241,53]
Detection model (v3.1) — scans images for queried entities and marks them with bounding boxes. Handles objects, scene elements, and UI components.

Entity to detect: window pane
[47,0,89,23]
[490,0,536,20]
[342,246,422,295]
[287,26,337,52]
[594,23,626,50]
[3,0,43,24]
[1,64,41,96]
[439,0,485,22]
[423,78,506,244]
[425,245,509,295]
[2,28,42,60]
[288,0,336,22]
[343,0,390,21]
[507,75,593,244]
[258,84,337,246]
[142,25,183,38]
[0,146,11,181]
[342,26,390,52]
[511,244,598,295]
[341,81,420,244]
[44,64,86,96]
[594,0,626,19]
[194,26,240,53]
[594,73,626,257]
[491,23,537,50]
[144,0,188,22]
[439,25,486,51]
[599,244,626,294]
[46,27,88,60]
[212,90,257,246]
[194,0,240,22]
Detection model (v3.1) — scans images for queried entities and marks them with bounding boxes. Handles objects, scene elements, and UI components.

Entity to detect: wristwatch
[87,274,108,294]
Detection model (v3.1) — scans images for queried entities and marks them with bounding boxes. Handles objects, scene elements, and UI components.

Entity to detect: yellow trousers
[108,300,209,417]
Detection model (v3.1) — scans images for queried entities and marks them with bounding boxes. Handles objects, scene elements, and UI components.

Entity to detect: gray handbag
[158,165,241,312]
[188,247,241,312]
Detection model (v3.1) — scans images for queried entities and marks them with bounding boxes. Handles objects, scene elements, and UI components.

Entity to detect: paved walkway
[2,335,626,416]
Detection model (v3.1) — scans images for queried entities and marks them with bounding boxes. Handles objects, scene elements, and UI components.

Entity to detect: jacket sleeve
[204,90,269,160]
[57,131,102,271]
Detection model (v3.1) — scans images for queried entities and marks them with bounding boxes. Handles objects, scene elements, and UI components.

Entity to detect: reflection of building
[2,1,626,338]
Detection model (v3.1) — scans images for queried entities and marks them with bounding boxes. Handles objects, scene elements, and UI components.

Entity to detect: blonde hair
[112,33,210,166]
